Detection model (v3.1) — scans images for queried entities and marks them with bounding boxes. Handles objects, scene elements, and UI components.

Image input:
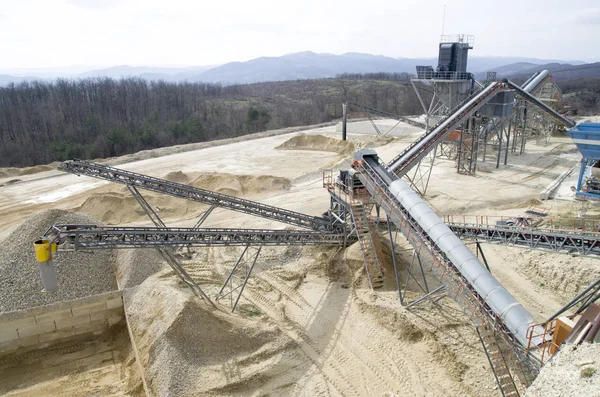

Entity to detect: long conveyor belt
[42,225,346,249]
[354,150,542,348]
[385,79,575,179]
[504,79,576,128]
[386,81,505,177]
[447,222,600,256]
[59,160,336,231]
[353,151,542,392]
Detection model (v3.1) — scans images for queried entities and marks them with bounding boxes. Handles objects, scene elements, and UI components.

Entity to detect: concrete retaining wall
[0,290,124,353]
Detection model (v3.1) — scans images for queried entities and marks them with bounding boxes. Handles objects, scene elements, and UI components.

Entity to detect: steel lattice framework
[42,225,346,250]
[446,223,600,256]
[59,160,336,232]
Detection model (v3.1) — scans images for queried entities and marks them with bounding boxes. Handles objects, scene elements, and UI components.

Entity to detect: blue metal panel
[567,123,600,159]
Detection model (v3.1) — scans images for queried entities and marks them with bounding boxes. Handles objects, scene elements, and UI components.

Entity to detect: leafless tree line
[0,77,421,167]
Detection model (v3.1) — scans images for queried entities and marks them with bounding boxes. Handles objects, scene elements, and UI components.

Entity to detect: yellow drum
[34,240,51,262]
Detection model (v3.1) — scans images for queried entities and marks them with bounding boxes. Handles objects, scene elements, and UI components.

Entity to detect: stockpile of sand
[76,189,205,225]
[276,134,360,155]
[526,343,600,397]
[75,171,290,224]
[0,209,117,312]
[0,163,57,179]
[520,250,600,299]
[189,172,291,196]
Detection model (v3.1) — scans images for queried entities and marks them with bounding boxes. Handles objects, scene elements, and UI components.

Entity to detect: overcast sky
[0,0,599,71]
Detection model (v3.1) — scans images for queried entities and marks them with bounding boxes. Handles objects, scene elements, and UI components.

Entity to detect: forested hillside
[560,78,600,115]
[0,77,422,167]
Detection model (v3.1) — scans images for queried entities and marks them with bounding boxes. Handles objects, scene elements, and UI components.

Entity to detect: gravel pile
[526,343,600,396]
[0,209,117,313]
[117,248,167,288]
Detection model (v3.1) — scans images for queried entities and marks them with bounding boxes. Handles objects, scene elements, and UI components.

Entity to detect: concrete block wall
[0,290,124,353]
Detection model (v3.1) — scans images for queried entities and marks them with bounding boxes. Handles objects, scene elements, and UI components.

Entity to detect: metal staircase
[477,325,521,397]
[349,189,385,289]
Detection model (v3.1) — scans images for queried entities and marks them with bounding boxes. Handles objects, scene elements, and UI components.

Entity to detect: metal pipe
[523,70,550,93]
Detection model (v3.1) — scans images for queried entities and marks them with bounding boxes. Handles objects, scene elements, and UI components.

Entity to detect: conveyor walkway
[59,160,336,231]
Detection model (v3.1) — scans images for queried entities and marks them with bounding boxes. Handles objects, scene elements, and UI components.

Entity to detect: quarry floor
[0,119,599,396]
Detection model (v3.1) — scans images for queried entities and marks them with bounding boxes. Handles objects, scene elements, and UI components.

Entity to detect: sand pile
[76,189,206,225]
[189,172,291,196]
[163,170,193,184]
[276,134,360,155]
[518,250,600,299]
[498,198,545,210]
[0,209,117,312]
[125,274,292,396]
[0,163,58,179]
[526,343,600,396]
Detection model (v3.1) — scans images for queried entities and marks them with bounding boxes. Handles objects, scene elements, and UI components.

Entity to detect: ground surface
[0,118,598,396]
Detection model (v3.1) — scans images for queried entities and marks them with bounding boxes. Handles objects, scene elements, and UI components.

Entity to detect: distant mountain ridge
[0,52,590,85]
[190,52,587,84]
[478,62,600,81]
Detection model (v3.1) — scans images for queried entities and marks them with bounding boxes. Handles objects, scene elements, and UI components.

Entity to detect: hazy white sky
[0,0,599,70]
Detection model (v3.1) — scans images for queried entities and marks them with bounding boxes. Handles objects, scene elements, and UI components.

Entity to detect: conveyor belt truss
[447,223,600,256]
[385,80,575,180]
[354,156,537,393]
[42,225,346,250]
[59,160,336,232]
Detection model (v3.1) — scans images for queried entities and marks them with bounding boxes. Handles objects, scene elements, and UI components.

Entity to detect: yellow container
[50,242,57,253]
[34,240,51,262]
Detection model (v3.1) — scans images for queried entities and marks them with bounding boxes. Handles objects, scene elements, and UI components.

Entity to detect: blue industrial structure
[567,123,600,200]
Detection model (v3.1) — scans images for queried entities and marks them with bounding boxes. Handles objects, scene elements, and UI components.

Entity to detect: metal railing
[414,70,473,81]
[525,321,561,367]
[443,214,600,235]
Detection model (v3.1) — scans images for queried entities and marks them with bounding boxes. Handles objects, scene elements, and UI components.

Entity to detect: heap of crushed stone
[116,248,168,289]
[526,343,600,396]
[125,274,291,396]
[0,209,117,312]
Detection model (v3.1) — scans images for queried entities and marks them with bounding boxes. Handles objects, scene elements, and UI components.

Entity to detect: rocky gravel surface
[0,209,117,312]
[526,343,600,396]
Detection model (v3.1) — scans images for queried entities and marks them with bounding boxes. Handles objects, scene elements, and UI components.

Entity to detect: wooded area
[0,77,421,167]
[560,78,600,115]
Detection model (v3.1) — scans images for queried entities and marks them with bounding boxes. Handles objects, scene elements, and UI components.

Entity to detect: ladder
[349,189,385,289]
[477,325,521,397]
